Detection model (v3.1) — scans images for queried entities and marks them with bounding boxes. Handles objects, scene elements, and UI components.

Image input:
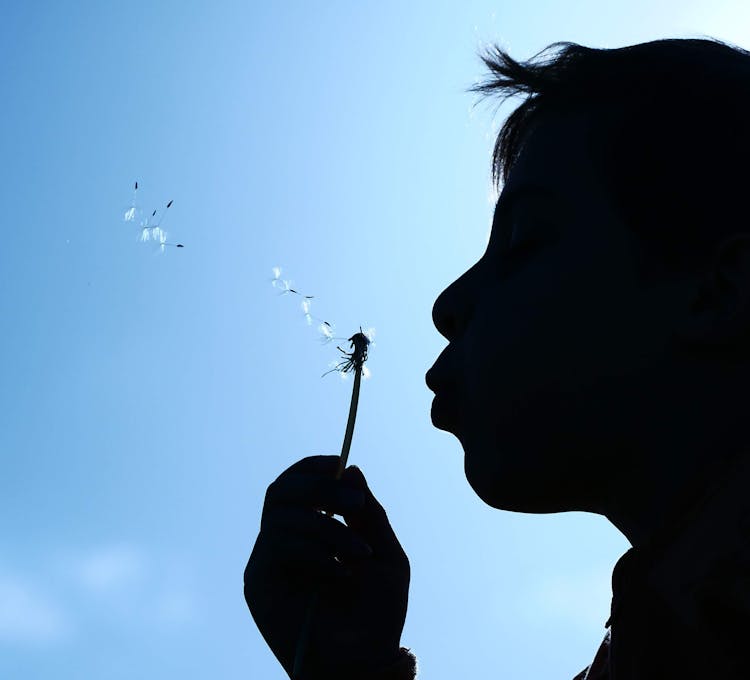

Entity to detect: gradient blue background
[0,2,741,678]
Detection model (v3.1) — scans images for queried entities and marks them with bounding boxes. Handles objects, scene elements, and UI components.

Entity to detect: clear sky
[1,1,746,678]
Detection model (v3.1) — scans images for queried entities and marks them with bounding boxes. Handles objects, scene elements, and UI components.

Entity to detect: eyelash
[496,238,540,275]
[506,238,540,260]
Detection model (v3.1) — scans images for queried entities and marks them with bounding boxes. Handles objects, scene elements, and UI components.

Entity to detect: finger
[264,533,353,586]
[276,455,342,480]
[264,505,374,560]
[337,465,408,563]
[264,472,366,521]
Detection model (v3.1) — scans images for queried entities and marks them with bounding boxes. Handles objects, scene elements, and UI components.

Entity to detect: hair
[471,37,750,284]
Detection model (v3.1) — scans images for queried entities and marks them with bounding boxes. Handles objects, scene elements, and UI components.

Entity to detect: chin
[462,444,514,509]
[462,442,572,514]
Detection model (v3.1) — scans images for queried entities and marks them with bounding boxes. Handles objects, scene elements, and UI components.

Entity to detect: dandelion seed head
[124,207,136,222]
[270,266,371,378]
[328,363,350,381]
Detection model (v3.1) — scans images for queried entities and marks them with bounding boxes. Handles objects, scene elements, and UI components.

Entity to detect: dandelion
[321,327,371,377]
[292,324,372,680]
[270,267,376,680]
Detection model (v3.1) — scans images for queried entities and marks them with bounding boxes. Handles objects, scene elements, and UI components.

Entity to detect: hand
[244,455,411,679]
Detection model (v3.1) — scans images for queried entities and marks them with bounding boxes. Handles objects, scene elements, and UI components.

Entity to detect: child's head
[426,38,750,544]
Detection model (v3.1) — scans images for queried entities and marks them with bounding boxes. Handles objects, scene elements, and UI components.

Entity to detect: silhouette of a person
[246,37,750,679]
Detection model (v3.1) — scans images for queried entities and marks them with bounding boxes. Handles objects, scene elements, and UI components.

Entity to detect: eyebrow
[492,184,568,248]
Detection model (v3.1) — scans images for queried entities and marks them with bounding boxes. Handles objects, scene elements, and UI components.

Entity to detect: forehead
[492,106,642,281]
[498,107,611,218]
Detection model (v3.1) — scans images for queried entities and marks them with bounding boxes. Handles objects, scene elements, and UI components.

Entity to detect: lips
[427,350,460,431]
[425,361,457,395]
[430,391,460,431]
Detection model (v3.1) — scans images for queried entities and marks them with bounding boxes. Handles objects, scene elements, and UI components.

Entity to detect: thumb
[340,465,406,563]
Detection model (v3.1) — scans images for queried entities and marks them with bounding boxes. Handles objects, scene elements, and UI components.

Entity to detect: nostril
[434,308,466,343]
[442,318,457,341]
[432,301,457,341]
[432,273,474,341]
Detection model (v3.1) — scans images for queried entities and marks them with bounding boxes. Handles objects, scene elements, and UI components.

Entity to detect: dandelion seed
[325,359,347,380]
[270,267,293,295]
[130,193,182,252]
[124,181,141,223]
[152,229,183,254]
[150,200,174,235]
[139,210,158,242]
[274,279,292,294]
[318,321,335,343]
[270,267,333,337]
[271,267,312,298]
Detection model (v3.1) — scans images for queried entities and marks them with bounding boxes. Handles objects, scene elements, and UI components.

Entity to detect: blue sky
[0,1,745,678]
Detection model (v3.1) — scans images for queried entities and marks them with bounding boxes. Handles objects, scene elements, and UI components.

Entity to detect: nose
[431,263,478,342]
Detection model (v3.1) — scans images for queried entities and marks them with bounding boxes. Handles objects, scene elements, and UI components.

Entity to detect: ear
[673,233,750,357]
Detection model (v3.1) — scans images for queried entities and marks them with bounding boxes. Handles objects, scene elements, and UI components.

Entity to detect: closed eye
[499,238,542,272]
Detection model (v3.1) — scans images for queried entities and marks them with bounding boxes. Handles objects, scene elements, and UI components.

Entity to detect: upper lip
[426,348,458,395]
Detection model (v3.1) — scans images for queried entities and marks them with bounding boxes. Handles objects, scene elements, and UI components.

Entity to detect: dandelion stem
[292,364,364,680]
[335,364,362,479]
[292,590,320,680]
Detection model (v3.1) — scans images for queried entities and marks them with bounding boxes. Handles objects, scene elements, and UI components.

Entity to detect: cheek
[459,382,611,512]
[455,282,606,455]
[460,290,558,419]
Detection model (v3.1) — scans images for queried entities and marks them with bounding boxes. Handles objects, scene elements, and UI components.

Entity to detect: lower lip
[431,393,459,430]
